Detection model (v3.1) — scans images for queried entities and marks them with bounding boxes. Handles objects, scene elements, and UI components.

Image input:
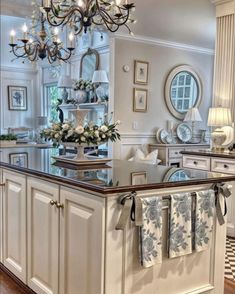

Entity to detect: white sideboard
[183,152,235,237]
[149,144,210,167]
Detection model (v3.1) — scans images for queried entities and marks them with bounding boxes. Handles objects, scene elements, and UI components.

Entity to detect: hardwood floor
[1,267,235,294]
[0,269,26,294]
[225,278,235,294]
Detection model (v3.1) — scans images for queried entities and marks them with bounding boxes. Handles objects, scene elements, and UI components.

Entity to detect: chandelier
[9,11,75,64]
[42,0,136,35]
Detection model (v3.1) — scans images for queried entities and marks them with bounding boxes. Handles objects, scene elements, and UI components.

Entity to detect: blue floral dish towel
[140,197,163,268]
[195,190,215,252]
[169,193,192,258]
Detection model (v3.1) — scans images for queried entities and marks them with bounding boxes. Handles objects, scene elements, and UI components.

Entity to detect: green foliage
[0,134,17,141]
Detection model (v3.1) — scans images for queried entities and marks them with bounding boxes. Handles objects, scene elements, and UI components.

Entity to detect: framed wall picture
[9,152,28,168]
[134,60,149,85]
[8,85,27,111]
[131,172,147,185]
[133,88,148,112]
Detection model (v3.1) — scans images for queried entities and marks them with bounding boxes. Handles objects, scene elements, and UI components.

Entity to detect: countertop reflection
[1,147,235,195]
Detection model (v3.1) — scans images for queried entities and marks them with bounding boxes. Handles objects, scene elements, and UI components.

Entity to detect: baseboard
[0,263,36,294]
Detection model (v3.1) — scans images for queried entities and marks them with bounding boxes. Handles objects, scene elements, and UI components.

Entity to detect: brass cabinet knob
[50,200,57,206]
[56,203,64,209]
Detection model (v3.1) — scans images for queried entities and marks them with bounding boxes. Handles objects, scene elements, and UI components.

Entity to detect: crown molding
[1,3,32,18]
[113,33,215,55]
[211,0,235,16]
[0,66,38,74]
[211,0,234,5]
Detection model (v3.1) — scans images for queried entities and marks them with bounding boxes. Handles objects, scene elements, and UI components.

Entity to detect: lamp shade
[92,70,109,84]
[207,107,232,127]
[184,107,202,122]
[57,75,73,88]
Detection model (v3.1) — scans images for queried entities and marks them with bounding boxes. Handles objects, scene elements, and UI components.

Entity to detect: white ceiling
[1,0,216,49]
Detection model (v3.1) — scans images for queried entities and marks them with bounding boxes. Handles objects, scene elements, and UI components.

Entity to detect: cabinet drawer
[183,156,210,171]
[169,148,184,159]
[211,158,235,175]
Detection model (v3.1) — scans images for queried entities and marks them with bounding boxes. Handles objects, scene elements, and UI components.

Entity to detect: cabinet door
[2,170,27,282]
[60,187,105,294]
[0,168,3,263]
[27,177,59,294]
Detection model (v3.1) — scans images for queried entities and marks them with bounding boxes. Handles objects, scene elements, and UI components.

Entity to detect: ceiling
[1,0,216,49]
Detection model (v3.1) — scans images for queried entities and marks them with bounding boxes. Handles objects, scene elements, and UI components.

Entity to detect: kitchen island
[1,147,235,294]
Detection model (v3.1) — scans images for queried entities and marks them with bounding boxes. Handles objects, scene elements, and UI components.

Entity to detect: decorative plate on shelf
[156,128,172,144]
[176,123,192,143]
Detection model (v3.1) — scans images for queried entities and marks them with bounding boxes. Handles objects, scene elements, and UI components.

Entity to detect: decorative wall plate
[176,123,192,143]
[156,128,173,144]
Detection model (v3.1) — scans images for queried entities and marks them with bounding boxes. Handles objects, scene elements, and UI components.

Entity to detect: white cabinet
[27,177,59,294]
[183,155,211,171]
[2,170,27,282]
[59,187,105,294]
[183,154,235,237]
[0,168,3,263]
[149,144,209,167]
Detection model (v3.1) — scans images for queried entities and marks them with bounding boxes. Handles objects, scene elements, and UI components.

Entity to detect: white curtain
[213,13,235,123]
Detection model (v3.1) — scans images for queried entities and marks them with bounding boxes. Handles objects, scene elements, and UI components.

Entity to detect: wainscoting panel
[113,133,156,160]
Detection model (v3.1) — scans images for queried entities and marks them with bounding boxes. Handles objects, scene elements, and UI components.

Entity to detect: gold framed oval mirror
[80,48,100,80]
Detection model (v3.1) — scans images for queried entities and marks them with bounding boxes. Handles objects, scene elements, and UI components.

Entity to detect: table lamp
[184,107,202,143]
[92,70,109,102]
[58,75,73,103]
[207,107,232,151]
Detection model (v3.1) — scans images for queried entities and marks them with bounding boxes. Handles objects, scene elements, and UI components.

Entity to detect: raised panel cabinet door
[27,177,59,294]
[0,168,3,263]
[2,170,27,282]
[60,187,105,294]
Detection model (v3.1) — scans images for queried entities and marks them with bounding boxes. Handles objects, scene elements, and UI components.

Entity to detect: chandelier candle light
[9,6,75,63]
[42,0,136,35]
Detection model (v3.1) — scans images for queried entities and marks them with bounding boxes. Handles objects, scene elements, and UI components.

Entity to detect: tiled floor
[225,237,235,281]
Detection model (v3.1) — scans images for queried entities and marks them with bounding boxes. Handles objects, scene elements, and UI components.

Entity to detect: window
[170,71,198,113]
[45,84,59,123]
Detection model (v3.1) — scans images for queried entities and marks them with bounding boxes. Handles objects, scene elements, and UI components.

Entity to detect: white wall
[0,15,39,134]
[112,37,214,158]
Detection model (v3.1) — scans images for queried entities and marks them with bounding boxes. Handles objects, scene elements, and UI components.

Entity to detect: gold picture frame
[134,60,149,85]
[133,88,148,112]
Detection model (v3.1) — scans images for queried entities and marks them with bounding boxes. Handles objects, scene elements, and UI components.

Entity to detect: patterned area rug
[225,237,235,281]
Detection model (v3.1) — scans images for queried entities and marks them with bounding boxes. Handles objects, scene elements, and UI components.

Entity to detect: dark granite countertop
[181,150,235,160]
[1,147,235,196]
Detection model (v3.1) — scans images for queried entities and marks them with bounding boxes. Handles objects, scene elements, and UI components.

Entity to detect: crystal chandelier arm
[93,0,131,30]
[45,0,84,27]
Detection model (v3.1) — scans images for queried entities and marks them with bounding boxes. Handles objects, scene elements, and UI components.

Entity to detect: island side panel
[105,185,226,294]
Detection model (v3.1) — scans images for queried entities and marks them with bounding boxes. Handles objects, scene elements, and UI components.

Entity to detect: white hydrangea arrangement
[41,120,121,147]
[73,79,95,92]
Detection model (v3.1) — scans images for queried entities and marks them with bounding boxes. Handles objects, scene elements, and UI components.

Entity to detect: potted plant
[0,134,17,145]
[73,79,95,104]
